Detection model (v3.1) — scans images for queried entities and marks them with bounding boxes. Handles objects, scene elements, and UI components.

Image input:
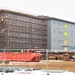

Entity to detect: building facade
[0,9,75,50]
[0,9,47,49]
[47,18,75,51]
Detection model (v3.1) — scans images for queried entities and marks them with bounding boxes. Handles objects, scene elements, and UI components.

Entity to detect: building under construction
[0,9,47,49]
[0,9,75,51]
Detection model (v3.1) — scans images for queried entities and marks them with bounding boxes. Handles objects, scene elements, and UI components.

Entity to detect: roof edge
[0,9,75,24]
[48,17,75,24]
[0,9,49,19]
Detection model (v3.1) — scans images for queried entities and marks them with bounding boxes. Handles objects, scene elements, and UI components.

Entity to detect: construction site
[0,9,75,74]
[0,49,74,72]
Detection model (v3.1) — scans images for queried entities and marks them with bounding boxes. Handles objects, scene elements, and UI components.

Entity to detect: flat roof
[49,17,75,24]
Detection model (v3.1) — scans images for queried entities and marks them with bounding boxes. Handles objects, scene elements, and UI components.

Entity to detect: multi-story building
[0,9,75,51]
[0,9,47,49]
[47,18,75,51]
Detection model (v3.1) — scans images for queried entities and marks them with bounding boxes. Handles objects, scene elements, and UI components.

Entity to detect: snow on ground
[0,71,74,75]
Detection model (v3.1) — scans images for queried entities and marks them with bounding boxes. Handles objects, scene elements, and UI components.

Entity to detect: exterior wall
[51,20,65,50]
[0,9,75,51]
[47,20,51,49]
[67,23,75,47]
[47,19,75,51]
[0,11,47,49]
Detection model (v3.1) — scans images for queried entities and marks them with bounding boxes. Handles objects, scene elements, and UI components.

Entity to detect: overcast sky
[0,0,75,22]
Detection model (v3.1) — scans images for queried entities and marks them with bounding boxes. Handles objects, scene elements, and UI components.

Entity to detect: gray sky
[0,0,75,22]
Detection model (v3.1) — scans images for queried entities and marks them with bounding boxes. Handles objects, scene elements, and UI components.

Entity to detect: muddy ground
[0,60,75,72]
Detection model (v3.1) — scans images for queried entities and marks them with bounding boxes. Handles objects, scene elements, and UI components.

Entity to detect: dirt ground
[0,60,75,72]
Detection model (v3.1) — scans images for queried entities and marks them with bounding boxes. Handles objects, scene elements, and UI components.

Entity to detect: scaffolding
[0,10,47,49]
